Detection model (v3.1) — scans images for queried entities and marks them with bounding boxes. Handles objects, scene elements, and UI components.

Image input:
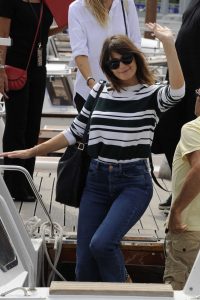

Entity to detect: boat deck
[15,155,171,240]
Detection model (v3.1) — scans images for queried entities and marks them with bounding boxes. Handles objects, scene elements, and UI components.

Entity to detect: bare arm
[168,150,200,233]
[48,25,67,36]
[0,132,69,159]
[75,55,96,89]
[146,23,184,90]
[0,17,11,97]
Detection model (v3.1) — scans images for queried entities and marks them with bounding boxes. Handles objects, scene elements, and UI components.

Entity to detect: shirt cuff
[170,83,185,98]
[62,128,76,145]
[72,49,89,59]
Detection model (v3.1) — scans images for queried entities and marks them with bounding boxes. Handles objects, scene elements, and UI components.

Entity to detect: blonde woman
[68,0,141,112]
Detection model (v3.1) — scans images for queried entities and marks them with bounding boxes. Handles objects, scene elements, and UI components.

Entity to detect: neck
[122,77,139,87]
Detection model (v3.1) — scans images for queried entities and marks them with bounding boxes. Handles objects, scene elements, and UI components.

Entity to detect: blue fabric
[76,159,153,282]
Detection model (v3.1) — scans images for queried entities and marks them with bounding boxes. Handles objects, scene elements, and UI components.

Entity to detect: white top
[68,0,141,100]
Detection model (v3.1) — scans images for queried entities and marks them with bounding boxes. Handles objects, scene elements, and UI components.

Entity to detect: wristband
[86,76,95,86]
[0,65,5,69]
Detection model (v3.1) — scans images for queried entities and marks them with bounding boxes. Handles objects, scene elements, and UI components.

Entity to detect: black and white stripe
[64,83,184,163]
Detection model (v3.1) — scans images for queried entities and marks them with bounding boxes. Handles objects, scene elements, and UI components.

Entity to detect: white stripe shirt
[64,82,185,164]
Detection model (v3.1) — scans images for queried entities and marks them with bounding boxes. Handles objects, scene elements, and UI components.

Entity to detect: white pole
[179,0,190,14]
[160,0,169,15]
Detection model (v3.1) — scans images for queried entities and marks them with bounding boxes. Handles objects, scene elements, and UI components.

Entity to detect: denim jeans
[76,159,153,282]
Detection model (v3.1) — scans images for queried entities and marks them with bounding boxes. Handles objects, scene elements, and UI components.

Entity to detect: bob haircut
[100,35,155,92]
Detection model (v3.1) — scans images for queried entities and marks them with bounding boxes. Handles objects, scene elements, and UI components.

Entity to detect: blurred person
[68,0,141,112]
[152,0,200,210]
[0,0,65,202]
[0,24,185,281]
[164,88,200,290]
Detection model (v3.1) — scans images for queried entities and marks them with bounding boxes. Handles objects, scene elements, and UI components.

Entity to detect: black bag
[55,81,105,207]
[55,143,90,207]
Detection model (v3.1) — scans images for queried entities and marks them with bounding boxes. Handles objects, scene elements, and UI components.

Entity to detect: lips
[119,68,131,74]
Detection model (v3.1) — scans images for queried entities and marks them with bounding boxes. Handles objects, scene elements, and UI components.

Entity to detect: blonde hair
[85,0,109,26]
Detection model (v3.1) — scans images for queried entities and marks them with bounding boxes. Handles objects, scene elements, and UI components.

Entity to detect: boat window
[0,218,18,272]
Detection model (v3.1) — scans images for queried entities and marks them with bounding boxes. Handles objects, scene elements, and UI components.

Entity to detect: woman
[68,0,141,112]
[0,0,65,202]
[0,24,185,282]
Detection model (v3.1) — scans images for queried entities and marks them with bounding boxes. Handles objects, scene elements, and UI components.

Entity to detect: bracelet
[86,76,95,87]
[0,64,5,69]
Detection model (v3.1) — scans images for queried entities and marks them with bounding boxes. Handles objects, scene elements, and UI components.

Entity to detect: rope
[24,217,67,286]
[24,216,41,237]
[40,221,66,286]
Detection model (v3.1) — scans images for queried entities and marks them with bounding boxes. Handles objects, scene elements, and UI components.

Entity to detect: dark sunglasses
[106,53,135,70]
[195,89,200,97]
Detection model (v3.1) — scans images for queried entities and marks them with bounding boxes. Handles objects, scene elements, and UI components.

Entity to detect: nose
[119,61,127,68]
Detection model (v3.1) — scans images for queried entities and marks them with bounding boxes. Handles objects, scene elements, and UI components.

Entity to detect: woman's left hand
[146,23,174,43]
[0,148,35,159]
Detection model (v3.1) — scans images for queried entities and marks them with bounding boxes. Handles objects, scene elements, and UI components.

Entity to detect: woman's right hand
[146,23,174,44]
[0,69,8,98]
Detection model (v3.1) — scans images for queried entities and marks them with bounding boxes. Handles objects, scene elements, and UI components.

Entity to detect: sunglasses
[195,89,200,97]
[106,53,135,70]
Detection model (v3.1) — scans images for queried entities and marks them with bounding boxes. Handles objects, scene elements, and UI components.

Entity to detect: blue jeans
[76,159,153,282]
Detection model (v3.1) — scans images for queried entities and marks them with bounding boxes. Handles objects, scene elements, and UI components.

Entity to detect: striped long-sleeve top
[63,82,185,164]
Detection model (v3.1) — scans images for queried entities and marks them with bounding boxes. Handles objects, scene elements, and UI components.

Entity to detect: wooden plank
[155,229,166,240]
[63,205,79,231]
[140,206,158,230]
[49,281,173,297]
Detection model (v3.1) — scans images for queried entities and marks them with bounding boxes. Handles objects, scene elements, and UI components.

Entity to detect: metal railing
[0,165,54,237]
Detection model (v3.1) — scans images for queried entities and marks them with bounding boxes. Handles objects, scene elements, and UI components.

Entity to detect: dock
[14,154,170,240]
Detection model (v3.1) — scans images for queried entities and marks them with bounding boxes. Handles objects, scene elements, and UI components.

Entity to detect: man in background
[152,0,200,211]
[164,88,200,290]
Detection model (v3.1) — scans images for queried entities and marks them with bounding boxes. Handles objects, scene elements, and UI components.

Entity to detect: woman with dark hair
[0,24,185,282]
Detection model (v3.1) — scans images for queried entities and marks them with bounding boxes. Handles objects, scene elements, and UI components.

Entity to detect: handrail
[0,165,54,237]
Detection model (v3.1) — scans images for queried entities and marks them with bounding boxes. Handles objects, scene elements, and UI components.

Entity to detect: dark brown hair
[100,35,155,92]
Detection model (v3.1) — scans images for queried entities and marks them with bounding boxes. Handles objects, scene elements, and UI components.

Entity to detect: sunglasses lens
[109,60,120,70]
[107,54,134,70]
[121,54,134,65]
